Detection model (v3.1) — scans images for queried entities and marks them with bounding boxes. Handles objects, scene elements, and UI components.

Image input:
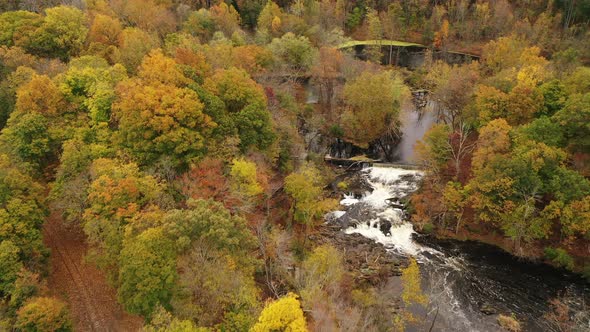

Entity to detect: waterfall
[330,166,590,332]
[341,167,427,256]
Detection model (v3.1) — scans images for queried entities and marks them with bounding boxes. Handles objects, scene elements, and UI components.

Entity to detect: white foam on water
[340,194,359,206]
[340,167,440,257]
[365,166,422,184]
[344,207,440,257]
[361,182,395,208]
[331,211,347,219]
[345,218,422,255]
[359,167,422,207]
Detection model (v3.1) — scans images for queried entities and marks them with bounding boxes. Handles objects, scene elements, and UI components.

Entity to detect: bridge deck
[337,39,480,59]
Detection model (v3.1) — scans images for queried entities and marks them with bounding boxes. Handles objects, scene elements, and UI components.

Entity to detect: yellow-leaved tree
[230,158,264,197]
[284,164,338,231]
[394,258,428,331]
[251,293,308,332]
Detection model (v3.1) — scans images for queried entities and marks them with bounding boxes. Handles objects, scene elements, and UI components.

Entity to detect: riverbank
[418,220,590,284]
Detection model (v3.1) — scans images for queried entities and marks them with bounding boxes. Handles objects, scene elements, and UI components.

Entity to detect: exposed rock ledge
[309,223,408,286]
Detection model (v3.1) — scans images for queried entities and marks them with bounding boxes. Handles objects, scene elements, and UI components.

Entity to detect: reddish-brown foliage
[180,158,230,204]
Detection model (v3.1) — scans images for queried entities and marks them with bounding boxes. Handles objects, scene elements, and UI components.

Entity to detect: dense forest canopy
[0,0,588,331]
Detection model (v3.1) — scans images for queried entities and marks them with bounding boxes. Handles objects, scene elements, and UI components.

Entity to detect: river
[331,166,590,331]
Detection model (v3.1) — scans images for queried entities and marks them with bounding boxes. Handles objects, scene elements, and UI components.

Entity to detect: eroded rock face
[329,203,377,230]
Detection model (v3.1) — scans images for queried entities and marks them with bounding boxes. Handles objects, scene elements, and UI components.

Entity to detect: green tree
[83,158,163,274]
[60,56,127,123]
[0,240,22,297]
[160,199,260,327]
[234,104,276,151]
[118,227,177,318]
[250,293,308,332]
[268,33,315,72]
[284,164,337,230]
[546,168,590,208]
[538,80,567,117]
[554,92,590,153]
[204,67,266,113]
[237,0,267,28]
[341,71,408,147]
[474,84,510,125]
[118,27,160,73]
[163,199,258,266]
[1,112,53,169]
[49,128,114,225]
[563,66,590,95]
[144,306,209,332]
[27,6,88,60]
[257,1,283,36]
[0,154,46,261]
[500,197,551,254]
[468,120,576,248]
[415,123,451,173]
[519,117,565,148]
[15,297,72,332]
[0,11,42,48]
[203,67,275,151]
[183,9,216,42]
[8,268,43,311]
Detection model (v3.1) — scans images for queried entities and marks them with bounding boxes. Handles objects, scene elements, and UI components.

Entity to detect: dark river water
[333,166,590,332]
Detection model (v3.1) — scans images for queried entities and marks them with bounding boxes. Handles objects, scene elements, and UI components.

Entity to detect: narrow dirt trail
[43,211,143,332]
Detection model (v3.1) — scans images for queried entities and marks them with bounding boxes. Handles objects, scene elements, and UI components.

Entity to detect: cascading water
[330,166,590,332]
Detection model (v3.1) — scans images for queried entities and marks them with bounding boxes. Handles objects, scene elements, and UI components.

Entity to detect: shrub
[329,124,344,137]
[422,223,434,234]
[497,313,521,332]
[544,247,575,270]
[16,297,72,332]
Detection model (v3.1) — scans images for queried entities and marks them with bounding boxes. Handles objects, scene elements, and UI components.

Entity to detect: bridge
[338,40,426,49]
[337,39,479,67]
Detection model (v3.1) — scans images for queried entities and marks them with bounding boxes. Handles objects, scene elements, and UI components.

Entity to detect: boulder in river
[480,303,498,315]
